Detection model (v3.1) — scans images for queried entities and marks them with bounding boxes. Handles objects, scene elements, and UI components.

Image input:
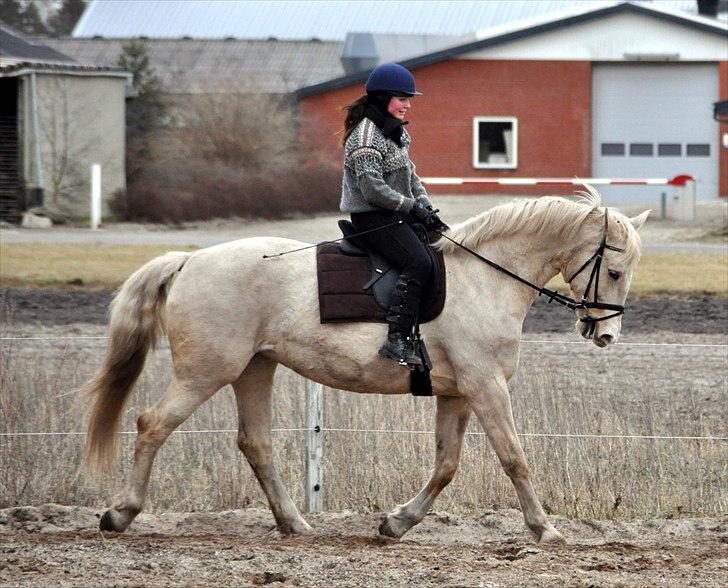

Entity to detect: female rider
[340,63,449,367]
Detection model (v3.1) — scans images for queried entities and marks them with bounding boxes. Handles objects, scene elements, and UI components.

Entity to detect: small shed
[0,22,130,221]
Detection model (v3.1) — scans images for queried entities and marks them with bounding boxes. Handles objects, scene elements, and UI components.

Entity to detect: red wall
[299,60,593,195]
[720,61,727,198]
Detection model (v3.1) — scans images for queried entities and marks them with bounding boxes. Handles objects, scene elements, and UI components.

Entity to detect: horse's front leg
[379,395,470,539]
[467,377,565,544]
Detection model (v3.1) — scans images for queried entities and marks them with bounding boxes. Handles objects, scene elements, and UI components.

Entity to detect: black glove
[410,200,432,225]
[411,201,450,232]
[426,205,450,232]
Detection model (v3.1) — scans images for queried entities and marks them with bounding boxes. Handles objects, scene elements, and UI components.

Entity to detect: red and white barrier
[421,174,694,187]
[421,174,697,221]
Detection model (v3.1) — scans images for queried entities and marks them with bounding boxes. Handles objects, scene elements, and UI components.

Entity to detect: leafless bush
[1,334,725,519]
[112,94,340,222]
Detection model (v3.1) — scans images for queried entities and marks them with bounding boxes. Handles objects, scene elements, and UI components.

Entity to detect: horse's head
[563,206,650,348]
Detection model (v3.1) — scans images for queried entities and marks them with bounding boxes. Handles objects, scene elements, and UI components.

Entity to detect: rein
[435,209,626,337]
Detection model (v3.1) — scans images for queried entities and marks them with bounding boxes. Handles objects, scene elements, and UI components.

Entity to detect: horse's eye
[608,269,621,280]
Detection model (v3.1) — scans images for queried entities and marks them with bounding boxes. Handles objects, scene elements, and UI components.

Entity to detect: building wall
[720,61,728,198]
[21,73,126,217]
[300,59,592,195]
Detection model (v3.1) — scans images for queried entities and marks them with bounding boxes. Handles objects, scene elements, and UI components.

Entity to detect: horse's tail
[83,250,191,476]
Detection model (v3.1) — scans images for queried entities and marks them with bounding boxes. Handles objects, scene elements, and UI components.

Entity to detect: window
[629,143,653,156]
[686,144,710,157]
[601,143,625,156]
[658,144,681,156]
[473,117,517,169]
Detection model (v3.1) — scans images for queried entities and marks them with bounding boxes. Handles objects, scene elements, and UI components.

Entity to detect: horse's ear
[629,210,651,230]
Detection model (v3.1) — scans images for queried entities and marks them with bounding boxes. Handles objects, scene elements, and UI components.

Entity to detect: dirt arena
[2,198,726,587]
[1,504,727,587]
[1,288,726,587]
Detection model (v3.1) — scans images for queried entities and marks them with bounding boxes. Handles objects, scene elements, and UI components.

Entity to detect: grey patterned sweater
[340,117,432,214]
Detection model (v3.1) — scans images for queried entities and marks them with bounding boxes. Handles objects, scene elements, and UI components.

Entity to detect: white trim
[472,116,518,170]
[0,67,132,81]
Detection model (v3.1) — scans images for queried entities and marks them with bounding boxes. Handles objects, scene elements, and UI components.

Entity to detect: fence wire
[1,333,725,443]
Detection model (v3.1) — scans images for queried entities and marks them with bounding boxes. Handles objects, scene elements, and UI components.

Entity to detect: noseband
[436,208,626,337]
[565,210,625,337]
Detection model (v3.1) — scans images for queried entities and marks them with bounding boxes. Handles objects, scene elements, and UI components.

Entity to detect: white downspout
[29,71,44,189]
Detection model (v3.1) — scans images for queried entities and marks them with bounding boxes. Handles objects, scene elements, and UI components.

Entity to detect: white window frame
[472,116,518,170]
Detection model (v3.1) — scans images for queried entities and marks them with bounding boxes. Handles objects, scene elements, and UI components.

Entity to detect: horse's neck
[448,230,571,318]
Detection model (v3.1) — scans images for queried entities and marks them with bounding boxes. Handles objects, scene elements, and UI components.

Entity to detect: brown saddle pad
[316,241,446,324]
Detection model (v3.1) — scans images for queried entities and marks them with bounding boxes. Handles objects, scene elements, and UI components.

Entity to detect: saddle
[316,220,446,325]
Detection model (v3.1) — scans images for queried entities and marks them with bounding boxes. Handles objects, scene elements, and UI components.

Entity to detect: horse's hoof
[99,509,128,533]
[378,516,406,539]
[279,520,315,536]
[538,527,566,545]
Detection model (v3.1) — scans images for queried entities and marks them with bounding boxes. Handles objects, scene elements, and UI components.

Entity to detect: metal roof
[298,1,728,98]
[73,0,702,41]
[40,37,345,93]
[0,20,75,62]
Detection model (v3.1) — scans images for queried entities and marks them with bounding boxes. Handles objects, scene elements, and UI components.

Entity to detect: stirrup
[378,334,422,368]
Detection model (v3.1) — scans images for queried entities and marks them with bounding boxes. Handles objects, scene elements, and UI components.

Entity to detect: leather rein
[435,209,626,337]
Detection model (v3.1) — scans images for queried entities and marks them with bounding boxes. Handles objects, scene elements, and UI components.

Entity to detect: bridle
[436,208,626,338]
[564,209,626,337]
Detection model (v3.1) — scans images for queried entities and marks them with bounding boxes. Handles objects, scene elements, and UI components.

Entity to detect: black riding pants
[350,210,432,285]
[350,210,432,333]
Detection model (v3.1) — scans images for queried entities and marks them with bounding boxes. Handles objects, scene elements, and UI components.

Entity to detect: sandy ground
[1,505,727,587]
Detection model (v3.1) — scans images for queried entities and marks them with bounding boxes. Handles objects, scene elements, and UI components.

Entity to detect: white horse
[83,187,649,543]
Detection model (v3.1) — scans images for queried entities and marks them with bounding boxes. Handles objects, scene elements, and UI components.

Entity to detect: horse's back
[165,236,318,332]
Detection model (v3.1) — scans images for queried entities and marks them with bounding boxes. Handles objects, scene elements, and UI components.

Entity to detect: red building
[298,3,728,202]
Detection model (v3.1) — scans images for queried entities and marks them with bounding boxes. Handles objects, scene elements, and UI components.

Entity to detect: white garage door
[592,63,719,204]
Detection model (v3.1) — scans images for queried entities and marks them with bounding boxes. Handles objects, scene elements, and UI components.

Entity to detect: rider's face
[387,96,411,120]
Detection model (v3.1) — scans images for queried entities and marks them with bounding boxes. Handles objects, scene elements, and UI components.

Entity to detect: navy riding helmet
[365,63,422,97]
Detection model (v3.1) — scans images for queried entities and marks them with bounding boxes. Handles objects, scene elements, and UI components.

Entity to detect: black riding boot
[379,277,423,366]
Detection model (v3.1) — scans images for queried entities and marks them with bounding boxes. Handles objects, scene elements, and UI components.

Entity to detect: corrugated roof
[73,0,701,41]
[39,38,344,93]
[0,21,75,62]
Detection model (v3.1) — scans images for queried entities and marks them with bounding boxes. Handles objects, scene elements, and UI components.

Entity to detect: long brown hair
[341,95,370,146]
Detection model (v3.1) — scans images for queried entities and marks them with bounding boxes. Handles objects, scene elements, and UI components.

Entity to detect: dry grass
[545,252,728,297]
[1,335,725,520]
[0,244,198,289]
[1,244,726,295]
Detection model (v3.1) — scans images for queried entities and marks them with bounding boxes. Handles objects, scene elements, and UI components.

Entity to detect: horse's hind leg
[100,376,220,532]
[379,396,470,539]
[233,354,313,535]
[468,378,565,544]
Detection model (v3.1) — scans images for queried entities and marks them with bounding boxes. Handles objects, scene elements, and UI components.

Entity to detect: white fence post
[305,380,324,513]
[90,164,102,230]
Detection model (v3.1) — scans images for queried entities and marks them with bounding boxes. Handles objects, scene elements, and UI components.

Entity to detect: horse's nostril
[600,334,614,344]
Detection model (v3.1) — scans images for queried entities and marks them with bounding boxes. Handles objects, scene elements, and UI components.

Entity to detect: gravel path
[2,196,725,254]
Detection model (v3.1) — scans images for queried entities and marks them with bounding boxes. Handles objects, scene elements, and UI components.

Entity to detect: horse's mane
[437,184,642,261]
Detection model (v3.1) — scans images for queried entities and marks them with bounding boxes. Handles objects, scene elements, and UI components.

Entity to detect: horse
[83,186,649,544]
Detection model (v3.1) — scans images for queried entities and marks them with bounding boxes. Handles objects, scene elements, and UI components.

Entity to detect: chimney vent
[697,0,718,17]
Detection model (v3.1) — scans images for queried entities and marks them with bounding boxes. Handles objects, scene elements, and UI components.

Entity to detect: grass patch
[545,252,727,296]
[1,244,726,295]
[0,244,199,289]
